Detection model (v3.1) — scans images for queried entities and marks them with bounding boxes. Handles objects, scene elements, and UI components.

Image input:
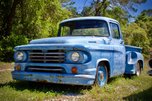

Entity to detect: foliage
[0,0,152,61]
[0,0,71,61]
[110,0,147,19]
[13,0,71,39]
[105,7,128,27]
[135,10,152,47]
[81,0,110,16]
[123,23,150,54]
[0,33,28,61]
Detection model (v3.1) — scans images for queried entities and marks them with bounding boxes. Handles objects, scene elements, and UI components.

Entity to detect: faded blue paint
[12,17,144,86]
[12,71,95,85]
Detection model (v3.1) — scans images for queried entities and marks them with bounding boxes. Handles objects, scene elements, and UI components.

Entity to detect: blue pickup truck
[12,17,144,87]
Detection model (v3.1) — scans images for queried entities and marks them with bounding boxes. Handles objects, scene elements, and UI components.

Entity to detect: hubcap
[136,63,141,76]
[97,66,107,87]
[99,71,104,81]
[136,71,140,76]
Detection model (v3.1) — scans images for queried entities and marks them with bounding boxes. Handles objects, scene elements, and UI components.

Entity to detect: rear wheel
[135,62,141,76]
[95,63,108,87]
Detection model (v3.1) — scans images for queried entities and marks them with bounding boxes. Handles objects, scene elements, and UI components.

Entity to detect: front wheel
[95,63,108,87]
[135,62,141,76]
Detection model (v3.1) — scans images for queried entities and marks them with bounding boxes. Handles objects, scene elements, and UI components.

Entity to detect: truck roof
[60,16,119,24]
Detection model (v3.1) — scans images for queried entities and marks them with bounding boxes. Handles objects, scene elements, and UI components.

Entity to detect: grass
[83,73,152,101]
[0,72,65,101]
[0,62,152,101]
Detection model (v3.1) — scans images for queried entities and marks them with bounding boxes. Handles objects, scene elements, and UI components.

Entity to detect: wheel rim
[97,66,107,87]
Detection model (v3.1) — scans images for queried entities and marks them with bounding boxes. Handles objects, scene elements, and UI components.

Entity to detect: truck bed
[125,45,142,53]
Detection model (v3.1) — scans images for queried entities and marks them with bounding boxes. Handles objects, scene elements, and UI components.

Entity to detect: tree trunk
[94,0,107,16]
[95,0,100,16]
[4,0,20,37]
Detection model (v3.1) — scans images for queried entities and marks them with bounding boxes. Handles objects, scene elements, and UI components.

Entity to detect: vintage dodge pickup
[12,17,144,87]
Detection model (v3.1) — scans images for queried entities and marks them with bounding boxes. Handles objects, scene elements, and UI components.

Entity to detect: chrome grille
[29,50,65,63]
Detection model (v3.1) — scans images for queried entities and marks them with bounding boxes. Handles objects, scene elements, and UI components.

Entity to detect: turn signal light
[71,67,77,74]
[15,64,21,71]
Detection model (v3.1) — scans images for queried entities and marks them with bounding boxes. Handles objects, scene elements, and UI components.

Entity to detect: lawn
[0,62,152,101]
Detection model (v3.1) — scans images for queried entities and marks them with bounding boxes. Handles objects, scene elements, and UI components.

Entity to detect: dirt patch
[49,94,87,101]
[0,62,14,70]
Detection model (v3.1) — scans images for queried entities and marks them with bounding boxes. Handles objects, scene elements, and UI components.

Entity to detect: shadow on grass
[123,87,152,101]
[0,81,91,95]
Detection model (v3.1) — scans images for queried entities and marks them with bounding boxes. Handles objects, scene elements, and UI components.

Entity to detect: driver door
[110,22,125,76]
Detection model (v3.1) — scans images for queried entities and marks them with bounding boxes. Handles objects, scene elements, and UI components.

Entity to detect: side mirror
[120,40,124,45]
[148,59,152,68]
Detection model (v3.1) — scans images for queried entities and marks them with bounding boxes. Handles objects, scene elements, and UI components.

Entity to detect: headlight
[14,51,26,61]
[71,52,80,62]
[67,51,89,63]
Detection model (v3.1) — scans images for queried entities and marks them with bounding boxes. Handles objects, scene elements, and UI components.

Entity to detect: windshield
[59,20,109,37]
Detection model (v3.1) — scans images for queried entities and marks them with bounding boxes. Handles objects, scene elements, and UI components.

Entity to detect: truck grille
[26,66,66,73]
[29,50,65,63]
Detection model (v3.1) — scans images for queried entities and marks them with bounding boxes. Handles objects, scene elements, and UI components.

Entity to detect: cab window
[110,23,120,39]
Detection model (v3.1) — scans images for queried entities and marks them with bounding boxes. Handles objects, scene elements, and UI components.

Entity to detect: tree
[81,0,110,16]
[13,0,71,39]
[105,7,128,26]
[123,23,150,55]
[0,0,71,61]
[135,10,152,47]
[110,0,147,20]
[0,0,19,40]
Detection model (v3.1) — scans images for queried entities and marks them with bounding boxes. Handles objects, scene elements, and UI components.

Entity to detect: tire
[95,63,108,87]
[148,59,152,68]
[135,62,141,76]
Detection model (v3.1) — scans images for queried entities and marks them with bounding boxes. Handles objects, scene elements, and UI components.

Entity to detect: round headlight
[15,51,25,61]
[71,52,80,62]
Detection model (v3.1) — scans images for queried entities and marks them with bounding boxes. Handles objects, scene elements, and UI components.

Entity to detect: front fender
[96,59,111,77]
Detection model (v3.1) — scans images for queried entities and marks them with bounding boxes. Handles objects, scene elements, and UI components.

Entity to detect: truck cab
[12,17,144,87]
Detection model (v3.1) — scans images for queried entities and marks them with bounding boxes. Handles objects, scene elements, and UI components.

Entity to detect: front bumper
[12,71,95,86]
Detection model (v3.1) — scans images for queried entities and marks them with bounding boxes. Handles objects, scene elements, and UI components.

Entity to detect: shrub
[0,33,28,62]
[123,23,150,56]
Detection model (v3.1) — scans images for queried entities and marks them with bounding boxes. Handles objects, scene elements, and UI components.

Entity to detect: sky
[71,0,152,17]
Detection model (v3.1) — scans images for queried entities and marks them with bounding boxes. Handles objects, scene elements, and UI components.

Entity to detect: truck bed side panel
[125,45,144,74]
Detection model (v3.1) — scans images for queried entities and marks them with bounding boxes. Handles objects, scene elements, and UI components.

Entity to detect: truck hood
[30,36,110,45]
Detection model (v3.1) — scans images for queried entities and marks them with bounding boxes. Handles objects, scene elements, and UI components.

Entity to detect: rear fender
[125,51,144,74]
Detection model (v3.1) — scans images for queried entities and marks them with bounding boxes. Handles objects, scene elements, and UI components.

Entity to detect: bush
[123,23,150,55]
[0,33,28,62]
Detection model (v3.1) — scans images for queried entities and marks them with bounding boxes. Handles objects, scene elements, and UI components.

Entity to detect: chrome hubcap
[136,70,140,76]
[99,71,104,81]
